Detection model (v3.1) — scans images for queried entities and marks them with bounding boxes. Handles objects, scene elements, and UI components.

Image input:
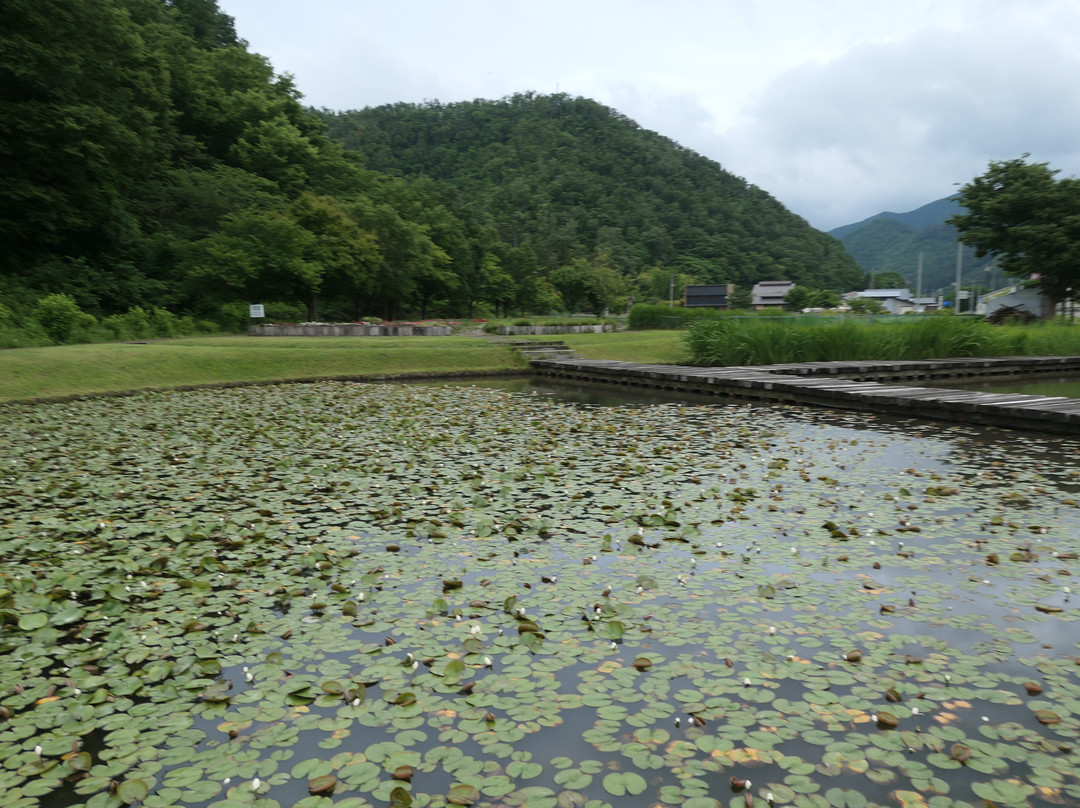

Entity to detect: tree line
[2,0,863,342]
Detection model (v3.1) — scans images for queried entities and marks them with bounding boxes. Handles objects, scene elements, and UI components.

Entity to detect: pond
[921,375,1080,399]
[0,380,1077,808]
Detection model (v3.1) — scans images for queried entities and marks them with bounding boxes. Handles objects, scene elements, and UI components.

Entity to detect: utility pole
[955,242,964,313]
[669,274,675,308]
[916,253,923,311]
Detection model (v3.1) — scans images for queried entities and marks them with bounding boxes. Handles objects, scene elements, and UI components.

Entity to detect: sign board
[249,304,265,319]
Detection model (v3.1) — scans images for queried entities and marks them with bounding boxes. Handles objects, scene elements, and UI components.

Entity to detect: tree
[848,297,884,315]
[950,156,1080,310]
[864,271,906,289]
[728,286,753,310]
[809,289,842,309]
[783,286,812,312]
[287,192,379,320]
[183,207,322,316]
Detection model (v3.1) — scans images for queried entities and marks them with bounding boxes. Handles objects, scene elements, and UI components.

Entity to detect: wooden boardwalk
[530,356,1080,434]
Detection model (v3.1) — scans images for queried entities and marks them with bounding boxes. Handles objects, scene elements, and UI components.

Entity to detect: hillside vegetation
[3,0,859,344]
[320,95,862,293]
[830,197,994,293]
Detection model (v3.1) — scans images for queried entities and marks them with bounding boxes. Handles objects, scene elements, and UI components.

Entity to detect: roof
[855,288,913,299]
[752,280,795,305]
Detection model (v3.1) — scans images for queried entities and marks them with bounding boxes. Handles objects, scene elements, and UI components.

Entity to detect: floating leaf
[447,784,480,805]
[308,775,338,794]
[116,779,149,805]
[602,772,647,797]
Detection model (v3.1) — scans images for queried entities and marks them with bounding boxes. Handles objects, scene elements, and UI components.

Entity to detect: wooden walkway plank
[530,356,1080,435]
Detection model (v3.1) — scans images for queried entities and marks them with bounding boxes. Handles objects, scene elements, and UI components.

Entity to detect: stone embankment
[249,324,452,337]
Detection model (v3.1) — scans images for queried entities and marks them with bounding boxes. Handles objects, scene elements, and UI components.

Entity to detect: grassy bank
[0,336,528,402]
[684,316,1080,366]
[518,331,687,364]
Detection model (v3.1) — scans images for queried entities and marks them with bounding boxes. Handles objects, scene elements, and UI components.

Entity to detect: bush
[34,293,85,343]
[628,303,746,330]
[986,305,1039,326]
[217,301,306,332]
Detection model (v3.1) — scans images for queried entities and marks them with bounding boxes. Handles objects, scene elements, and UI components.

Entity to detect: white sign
[249,304,265,319]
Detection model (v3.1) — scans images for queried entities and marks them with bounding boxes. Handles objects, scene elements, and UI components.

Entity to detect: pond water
[921,375,1080,399]
[0,380,1077,808]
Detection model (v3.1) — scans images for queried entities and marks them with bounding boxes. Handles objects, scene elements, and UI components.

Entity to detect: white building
[844,288,915,315]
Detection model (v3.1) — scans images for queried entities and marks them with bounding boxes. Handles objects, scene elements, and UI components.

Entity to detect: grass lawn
[0,331,691,402]
[0,336,528,402]
[518,330,687,364]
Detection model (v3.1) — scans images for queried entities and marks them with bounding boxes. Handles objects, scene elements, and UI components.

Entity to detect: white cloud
[216,0,1080,229]
[718,4,1080,227]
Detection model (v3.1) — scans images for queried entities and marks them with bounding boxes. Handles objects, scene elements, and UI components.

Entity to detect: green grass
[0,336,528,402]
[6,322,1076,403]
[518,331,687,364]
[683,317,1080,366]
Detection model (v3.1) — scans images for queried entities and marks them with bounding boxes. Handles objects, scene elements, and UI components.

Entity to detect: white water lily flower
[251,778,260,790]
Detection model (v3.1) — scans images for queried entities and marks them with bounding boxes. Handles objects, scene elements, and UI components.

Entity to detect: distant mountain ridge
[319,94,863,291]
[829,196,994,293]
[829,197,963,240]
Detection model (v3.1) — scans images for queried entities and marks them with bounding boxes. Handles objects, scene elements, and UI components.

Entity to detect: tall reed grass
[683,316,1080,366]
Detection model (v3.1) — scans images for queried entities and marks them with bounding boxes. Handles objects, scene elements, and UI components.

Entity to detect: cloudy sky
[216,0,1080,231]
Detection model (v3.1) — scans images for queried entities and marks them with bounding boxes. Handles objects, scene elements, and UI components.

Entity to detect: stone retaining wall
[249,324,452,337]
[494,325,613,335]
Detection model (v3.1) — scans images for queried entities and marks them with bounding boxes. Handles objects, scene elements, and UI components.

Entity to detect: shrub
[34,293,84,343]
[628,303,745,330]
[986,305,1039,326]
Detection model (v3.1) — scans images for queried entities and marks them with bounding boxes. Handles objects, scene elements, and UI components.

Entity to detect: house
[752,280,796,308]
[684,284,734,309]
[846,288,914,315]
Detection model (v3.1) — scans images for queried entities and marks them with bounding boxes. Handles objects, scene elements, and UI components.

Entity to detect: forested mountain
[2,0,858,331]
[2,0,482,324]
[320,96,862,298]
[829,198,995,294]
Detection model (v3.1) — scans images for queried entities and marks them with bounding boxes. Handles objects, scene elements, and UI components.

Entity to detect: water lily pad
[602,772,647,796]
[448,783,481,805]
